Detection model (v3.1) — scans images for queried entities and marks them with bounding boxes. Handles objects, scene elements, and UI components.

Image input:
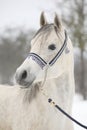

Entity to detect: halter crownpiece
[28,30,68,69]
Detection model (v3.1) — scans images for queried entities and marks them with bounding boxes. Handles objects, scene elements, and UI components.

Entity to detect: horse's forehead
[31,26,58,45]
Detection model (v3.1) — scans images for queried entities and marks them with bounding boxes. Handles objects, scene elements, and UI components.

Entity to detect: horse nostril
[21,70,27,80]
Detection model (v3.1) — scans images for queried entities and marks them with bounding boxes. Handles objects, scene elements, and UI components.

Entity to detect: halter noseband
[28,30,67,69]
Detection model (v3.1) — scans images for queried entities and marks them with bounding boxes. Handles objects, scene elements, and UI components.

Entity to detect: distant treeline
[0,28,35,84]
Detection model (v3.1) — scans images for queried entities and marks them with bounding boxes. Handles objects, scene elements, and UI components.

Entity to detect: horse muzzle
[15,68,36,88]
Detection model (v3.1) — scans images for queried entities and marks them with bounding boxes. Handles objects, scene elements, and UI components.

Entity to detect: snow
[73,94,87,130]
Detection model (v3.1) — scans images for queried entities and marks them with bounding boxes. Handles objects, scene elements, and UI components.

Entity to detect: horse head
[15,12,73,88]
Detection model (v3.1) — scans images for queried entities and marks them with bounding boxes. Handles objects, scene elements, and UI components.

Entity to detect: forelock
[33,24,57,38]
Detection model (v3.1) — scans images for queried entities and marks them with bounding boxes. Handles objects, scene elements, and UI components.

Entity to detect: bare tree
[56,0,87,99]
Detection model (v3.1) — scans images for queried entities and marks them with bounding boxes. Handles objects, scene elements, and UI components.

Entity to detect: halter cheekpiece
[28,30,67,69]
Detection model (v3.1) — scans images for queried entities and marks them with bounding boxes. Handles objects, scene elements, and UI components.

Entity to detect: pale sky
[0,0,58,30]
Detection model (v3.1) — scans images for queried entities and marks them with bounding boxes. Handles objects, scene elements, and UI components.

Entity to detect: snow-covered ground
[73,94,87,130]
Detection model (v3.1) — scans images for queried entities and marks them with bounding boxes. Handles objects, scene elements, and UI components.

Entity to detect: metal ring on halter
[28,30,67,69]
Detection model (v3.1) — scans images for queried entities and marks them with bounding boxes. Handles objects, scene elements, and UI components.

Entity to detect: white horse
[0,12,75,130]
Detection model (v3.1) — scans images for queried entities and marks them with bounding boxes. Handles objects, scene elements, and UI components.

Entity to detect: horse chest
[13,95,63,130]
[23,102,59,130]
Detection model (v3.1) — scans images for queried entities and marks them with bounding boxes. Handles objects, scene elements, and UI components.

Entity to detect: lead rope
[48,98,87,130]
[40,73,87,130]
[40,64,50,98]
[41,64,49,88]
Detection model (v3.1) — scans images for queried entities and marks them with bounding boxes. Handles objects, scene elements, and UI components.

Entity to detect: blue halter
[28,30,67,69]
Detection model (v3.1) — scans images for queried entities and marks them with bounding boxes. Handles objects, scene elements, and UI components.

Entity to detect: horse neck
[41,69,75,102]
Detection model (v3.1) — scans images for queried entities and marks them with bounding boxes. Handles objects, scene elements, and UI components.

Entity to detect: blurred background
[0,0,87,100]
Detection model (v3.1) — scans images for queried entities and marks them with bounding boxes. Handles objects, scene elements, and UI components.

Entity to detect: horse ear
[54,13,62,29]
[40,12,48,27]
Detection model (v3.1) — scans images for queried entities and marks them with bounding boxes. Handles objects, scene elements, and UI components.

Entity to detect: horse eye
[48,44,56,50]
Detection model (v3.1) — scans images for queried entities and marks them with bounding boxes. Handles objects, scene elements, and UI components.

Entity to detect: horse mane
[33,24,59,39]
